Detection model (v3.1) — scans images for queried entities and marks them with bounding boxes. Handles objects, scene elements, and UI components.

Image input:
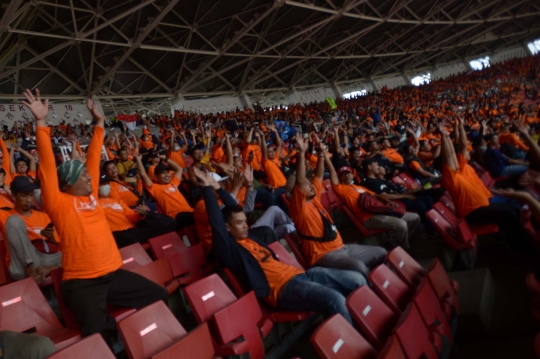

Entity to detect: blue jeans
[499,165,528,177]
[276,267,366,323]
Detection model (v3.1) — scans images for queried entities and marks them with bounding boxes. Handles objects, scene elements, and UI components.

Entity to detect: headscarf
[57,160,85,191]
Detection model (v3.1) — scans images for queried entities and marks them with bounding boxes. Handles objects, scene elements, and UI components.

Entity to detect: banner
[0,102,105,126]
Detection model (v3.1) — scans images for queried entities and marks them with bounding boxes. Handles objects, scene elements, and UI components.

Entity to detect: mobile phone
[45,222,54,230]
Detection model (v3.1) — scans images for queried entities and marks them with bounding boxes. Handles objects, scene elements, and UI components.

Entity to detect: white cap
[210,172,229,182]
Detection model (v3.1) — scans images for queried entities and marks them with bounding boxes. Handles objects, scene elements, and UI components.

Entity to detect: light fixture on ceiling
[64,112,70,118]
[6,113,13,121]
[21,112,30,119]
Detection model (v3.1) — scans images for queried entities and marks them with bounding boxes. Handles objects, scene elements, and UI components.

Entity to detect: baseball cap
[10,176,37,193]
[337,166,352,175]
[154,163,170,176]
[99,173,110,185]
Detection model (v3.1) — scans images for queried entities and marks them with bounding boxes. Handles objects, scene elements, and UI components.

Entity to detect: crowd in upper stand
[0,54,539,356]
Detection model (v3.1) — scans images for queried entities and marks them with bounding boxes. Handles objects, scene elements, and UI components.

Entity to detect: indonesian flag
[116,114,138,131]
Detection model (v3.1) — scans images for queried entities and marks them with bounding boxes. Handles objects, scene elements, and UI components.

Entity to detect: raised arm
[9,146,16,175]
[269,124,283,158]
[16,146,37,173]
[324,149,339,185]
[224,132,234,166]
[134,154,152,187]
[438,122,458,171]
[258,131,267,161]
[457,117,468,156]
[407,128,420,154]
[85,99,106,197]
[314,140,326,181]
[519,126,540,168]
[294,133,309,187]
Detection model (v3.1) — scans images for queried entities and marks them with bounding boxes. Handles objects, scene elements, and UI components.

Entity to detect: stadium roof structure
[1,0,540,112]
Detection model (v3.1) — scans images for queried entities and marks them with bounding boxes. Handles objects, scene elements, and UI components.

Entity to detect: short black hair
[103,160,116,170]
[362,157,378,172]
[222,205,245,224]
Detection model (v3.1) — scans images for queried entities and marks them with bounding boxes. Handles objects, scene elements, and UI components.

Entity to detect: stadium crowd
[0,54,540,357]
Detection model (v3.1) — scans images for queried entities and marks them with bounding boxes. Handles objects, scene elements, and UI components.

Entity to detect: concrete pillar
[239,93,253,110]
[330,83,342,98]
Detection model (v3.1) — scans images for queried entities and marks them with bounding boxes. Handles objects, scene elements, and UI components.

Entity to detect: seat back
[167,244,206,285]
[51,268,80,330]
[131,257,174,289]
[0,239,10,286]
[222,268,248,297]
[283,234,307,268]
[427,260,460,314]
[47,334,115,359]
[346,286,397,350]
[311,314,377,359]
[149,232,187,259]
[400,173,419,189]
[376,335,406,359]
[118,301,187,359]
[394,304,438,359]
[439,195,456,213]
[368,264,412,314]
[433,201,458,223]
[119,243,153,271]
[213,291,265,359]
[413,280,453,344]
[153,323,214,359]
[184,273,237,324]
[426,210,476,250]
[0,277,63,335]
[386,246,426,288]
[268,241,305,270]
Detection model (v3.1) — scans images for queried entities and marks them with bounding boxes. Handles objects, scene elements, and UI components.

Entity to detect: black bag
[297,210,338,243]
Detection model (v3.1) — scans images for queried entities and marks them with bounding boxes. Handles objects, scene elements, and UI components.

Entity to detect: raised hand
[295,132,308,152]
[87,99,104,122]
[21,89,49,123]
[243,164,253,186]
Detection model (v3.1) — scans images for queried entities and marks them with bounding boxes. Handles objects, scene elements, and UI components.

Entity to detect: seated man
[116,148,135,180]
[0,176,61,284]
[135,154,195,230]
[103,160,141,207]
[439,119,529,251]
[381,137,405,168]
[198,169,366,323]
[290,134,388,278]
[484,134,528,178]
[98,174,177,248]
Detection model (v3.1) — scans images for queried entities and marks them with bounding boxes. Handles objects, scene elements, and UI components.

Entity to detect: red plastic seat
[131,257,180,295]
[346,286,398,350]
[391,176,406,186]
[119,243,153,271]
[394,304,438,359]
[342,206,389,237]
[433,202,499,237]
[0,277,81,350]
[368,264,413,314]
[181,225,200,246]
[0,239,11,286]
[167,244,206,285]
[283,233,307,268]
[153,323,215,359]
[386,246,426,288]
[439,194,456,213]
[427,259,460,319]
[184,274,272,357]
[399,173,419,189]
[268,241,304,270]
[426,209,477,252]
[311,314,377,359]
[148,232,187,259]
[222,267,313,323]
[118,300,187,359]
[47,334,115,359]
[413,280,453,354]
[376,335,406,359]
[50,268,136,330]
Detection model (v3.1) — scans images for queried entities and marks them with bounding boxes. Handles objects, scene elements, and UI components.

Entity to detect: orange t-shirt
[262,158,287,188]
[194,199,220,255]
[382,148,404,164]
[37,125,122,280]
[442,153,492,217]
[211,144,225,164]
[243,144,262,170]
[168,149,186,168]
[237,238,303,306]
[332,183,374,224]
[109,181,139,208]
[144,176,194,218]
[99,198,140,232]
[0,209,59,268]
[499,133,529,151]
[289,177,344,266]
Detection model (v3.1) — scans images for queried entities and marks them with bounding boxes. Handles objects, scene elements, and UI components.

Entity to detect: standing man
[23,89,167,343]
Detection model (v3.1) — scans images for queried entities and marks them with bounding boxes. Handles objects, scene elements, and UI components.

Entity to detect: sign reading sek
[0,102,104,126]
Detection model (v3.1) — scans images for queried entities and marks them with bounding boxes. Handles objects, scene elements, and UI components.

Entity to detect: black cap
[99,173,111,185]
[154,163,170,176]
[10,176,37,193]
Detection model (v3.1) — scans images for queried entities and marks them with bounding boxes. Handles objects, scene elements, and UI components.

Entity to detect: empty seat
[0,277,81,350]
[311,314,377,359]
[118,300,187,359]
[119,243,153,271]
[0,239,10,286]
[131,257,180,295]
[433,201,499,237]
[148,232,187,259]
[47,334,115,359]
[368,264,413,314]
[167,244,206,285]
[413,280,453,355]
[394,304,438,359]
[268,241,304,270]
[386,246,426,288]
[439,195,456,213]
[50,268,135,330]
[426,209,477,252]
[153,323,215,359]
[376,335,406,359]
[184,274,272,357]
[346,286,398,350]
[427,259,460,321]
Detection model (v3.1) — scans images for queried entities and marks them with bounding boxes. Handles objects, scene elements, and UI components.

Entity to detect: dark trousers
[61,269,168,343]
[465,203,531,253]
[174,212,195,230]
[400,195,434,230]
[113,213,177,248]
[415,187,446,202]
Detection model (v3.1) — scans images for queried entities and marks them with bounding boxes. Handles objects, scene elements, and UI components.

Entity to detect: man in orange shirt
[136,154,195,230]
[440,120,528,249]
[381,138,404,167]
[198,170,365,323]
[290,134,387,278]
[98,174,176,248]
[103,161,141,208]
[23,89,166,343]
[1,176,61,284]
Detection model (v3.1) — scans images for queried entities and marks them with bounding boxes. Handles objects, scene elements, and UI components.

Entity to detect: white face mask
[99,184,111,198]
[174,146,180,151]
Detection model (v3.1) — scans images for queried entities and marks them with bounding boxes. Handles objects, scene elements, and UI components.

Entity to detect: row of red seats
[311,249,459,359]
